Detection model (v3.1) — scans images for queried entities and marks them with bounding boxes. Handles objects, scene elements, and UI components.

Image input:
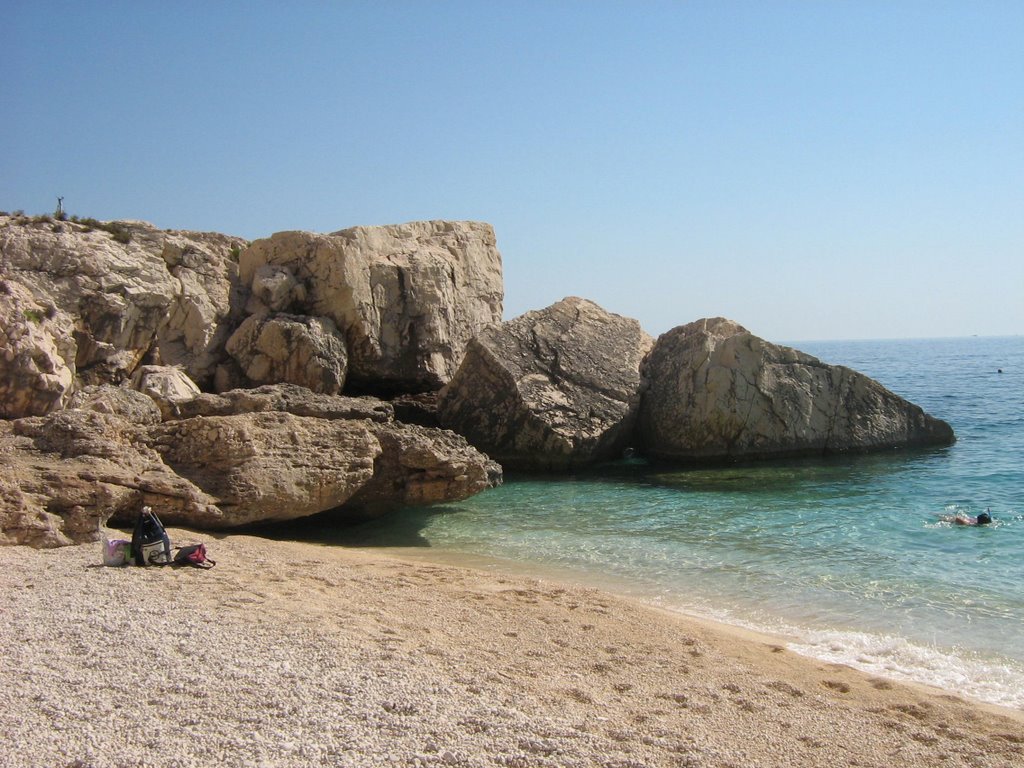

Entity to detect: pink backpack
[171,543,216,569]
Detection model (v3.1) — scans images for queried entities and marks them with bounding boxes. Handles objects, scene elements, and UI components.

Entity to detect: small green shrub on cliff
[69,216,132,244]
[23,308,44,324]
[106,222,132,244]
[5,209,132,243]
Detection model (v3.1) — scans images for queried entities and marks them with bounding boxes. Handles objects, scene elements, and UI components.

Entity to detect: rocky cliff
[1,214,503,417]
[1,212,957,548]
[1,215,244,415]
[0,383,499,547]
[0,214,504,546]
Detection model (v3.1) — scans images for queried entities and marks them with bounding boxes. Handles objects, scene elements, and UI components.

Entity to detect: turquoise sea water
[306,337,1024,709]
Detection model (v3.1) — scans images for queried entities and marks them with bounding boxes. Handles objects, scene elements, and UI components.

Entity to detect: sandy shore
[2,529,1022,768]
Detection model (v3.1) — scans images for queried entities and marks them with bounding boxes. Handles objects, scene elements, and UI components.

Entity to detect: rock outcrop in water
[347,421,503,516]
[638,318,956,461]
[437,297,653,470]
[0,211,957,547]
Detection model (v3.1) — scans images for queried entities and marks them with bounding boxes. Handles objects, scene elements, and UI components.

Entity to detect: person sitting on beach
[942,511,993,526]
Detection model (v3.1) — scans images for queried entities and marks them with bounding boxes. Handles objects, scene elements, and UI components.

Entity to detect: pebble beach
[2,529,1022,768]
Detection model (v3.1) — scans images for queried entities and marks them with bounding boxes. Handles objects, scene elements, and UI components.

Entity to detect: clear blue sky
[3,1,1021,342]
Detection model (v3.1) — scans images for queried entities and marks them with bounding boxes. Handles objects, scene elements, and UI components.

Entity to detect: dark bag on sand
[131,506,171,566]
[171,543,216,569]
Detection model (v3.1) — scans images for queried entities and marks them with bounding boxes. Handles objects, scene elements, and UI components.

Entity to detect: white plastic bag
[102,536,131,566]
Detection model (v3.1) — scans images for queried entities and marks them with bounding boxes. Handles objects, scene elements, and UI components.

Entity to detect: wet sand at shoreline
[2,529,1022,767]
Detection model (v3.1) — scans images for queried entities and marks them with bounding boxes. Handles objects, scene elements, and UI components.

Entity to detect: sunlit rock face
[238,220,503,394]
[142,412,382,527]
[0,279,76,418]
[1,214,507,548]
[0,214,246,414]
[638,317,955,461]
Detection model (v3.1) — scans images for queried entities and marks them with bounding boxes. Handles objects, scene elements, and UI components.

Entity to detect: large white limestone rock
[129,365,203,419]
[145,412,381,526]
[239,220,503,392]
[0,214,245,405]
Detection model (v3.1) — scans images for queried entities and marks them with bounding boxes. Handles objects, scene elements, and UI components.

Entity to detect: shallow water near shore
[294,336,1024,709]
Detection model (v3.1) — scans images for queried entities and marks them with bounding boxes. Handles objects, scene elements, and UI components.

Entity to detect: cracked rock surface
[437,297,653,470]
[0,214,246,406]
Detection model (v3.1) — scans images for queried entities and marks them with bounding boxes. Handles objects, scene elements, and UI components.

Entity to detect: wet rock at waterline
[344,421,504,518]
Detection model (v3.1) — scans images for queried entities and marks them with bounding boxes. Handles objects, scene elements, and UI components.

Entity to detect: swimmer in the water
[941,510,993,526]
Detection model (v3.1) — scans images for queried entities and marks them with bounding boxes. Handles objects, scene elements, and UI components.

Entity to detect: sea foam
[788,628,1024,710]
